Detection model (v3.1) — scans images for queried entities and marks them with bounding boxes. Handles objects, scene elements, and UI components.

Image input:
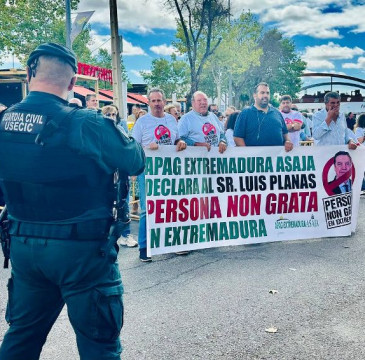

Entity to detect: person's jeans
[114,178,131,239]
[137,172,146,249]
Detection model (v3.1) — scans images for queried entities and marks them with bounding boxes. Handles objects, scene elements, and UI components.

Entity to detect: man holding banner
[132,88,186,262]
[178,91,228,153]
[233,82,294,152]
[312,92,358,149]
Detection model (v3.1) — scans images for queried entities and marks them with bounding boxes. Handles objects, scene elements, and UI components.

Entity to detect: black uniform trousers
[0,235,123,360]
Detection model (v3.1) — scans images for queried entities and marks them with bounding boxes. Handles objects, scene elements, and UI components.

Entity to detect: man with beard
[132,88,186,262]
[178,91,227,153]
[234,82,293,151]
[279,94,306,146]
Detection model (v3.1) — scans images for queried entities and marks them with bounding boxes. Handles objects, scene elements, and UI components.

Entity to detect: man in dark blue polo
[233,82,293,152]
[0,43,145,360]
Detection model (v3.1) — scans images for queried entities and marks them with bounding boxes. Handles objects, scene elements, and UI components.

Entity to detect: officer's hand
[149,142,159,150]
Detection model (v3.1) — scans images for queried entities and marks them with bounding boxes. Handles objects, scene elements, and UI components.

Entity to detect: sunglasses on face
[106,112,117,117]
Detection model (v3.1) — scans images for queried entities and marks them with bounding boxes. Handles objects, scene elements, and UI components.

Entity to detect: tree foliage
[167,0,230,106]
[200,12,262,107]
[239,29,307,106]
[140,54,189,98]
[0,1,128,89]
[0,0,80,63]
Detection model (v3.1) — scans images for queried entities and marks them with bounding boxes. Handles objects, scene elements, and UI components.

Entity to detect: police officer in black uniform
[0,43,145,360]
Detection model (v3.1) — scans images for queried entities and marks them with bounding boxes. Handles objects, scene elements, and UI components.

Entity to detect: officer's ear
[26,66,32,83]
[67,76,77,92]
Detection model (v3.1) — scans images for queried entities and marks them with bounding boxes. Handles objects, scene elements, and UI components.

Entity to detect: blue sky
[3,0,365,94]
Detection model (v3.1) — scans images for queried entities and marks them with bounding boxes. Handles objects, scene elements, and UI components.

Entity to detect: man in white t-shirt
[279,95,307,146]
[178,91,227,153]
[132,88,186,262]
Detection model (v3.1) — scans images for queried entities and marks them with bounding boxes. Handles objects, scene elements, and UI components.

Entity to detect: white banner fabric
[144,145,365,256]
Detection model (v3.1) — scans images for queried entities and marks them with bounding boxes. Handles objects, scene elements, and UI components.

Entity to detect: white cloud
[150,44,178,56]
[326,70,347,75]
[89,31,146,56]
[77,0,176,32]
[302,42,364,71]
[130,69,150,78]
[123,40,147,56]
[343,57,365,69]
[305,60,335,70]
[303,42,364,61]
[136,26,154,35]
[231,0,290,14]
[88,32,110,53]
[76,0,365,40]
[0,52,21,69]
[258,3,365,39]
[261,5,341,38]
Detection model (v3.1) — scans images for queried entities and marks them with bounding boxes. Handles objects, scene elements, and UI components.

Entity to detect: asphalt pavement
[1,199,365,359]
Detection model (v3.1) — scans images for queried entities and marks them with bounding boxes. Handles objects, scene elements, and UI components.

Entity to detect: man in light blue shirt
[312,92,357,149]
[178,91,227,153]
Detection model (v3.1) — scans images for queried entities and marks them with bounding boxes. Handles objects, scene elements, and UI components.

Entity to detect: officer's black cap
[27,43,78,73]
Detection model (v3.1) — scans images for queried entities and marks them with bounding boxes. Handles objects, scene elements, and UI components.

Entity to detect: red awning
[126,96,144,105]
[99,89,113,98]
[99,89,146,105]
[127,92,148,105]
[73,85,111,102]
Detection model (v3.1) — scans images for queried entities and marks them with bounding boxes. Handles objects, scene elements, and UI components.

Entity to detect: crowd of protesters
[95,82,364,262]
[65,82,365,262]
[3,81,363,263]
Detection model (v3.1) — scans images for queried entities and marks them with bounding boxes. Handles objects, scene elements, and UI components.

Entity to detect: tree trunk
[217,80,222,110]
[186,72,199,110]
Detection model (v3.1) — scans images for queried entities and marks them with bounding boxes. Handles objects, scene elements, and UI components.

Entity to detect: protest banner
[144,145,365,256]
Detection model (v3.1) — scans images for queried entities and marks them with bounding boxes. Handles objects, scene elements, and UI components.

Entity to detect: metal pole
[227,0,232,108]
[65,0,74,100]
[109,0,124,118]
[65,0,72,50]
[228,72,232,107]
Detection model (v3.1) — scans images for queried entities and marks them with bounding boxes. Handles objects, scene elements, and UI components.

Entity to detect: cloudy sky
[3,0,365,93]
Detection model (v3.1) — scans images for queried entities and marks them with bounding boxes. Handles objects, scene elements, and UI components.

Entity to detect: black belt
[9,219,111,241]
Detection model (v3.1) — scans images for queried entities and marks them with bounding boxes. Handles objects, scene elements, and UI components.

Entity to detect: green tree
[0,0,80,64]
[140,54,189,98]
[92,48,112,69]
[240,29,307,106]
[201,12,262,108]
[167,0,230,106]
[50,20,93,64]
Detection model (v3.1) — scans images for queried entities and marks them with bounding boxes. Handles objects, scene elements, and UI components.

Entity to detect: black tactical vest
[0,96,114,222]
